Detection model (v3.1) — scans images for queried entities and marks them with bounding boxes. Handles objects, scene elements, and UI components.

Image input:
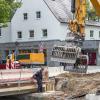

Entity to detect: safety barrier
[0,69,33,81]
[0,69,37,96]
[0,69,34,89]
[0,68,54,96]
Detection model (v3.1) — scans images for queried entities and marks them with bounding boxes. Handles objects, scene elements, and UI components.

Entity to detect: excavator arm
[90,0,100,16]
[69,0,100,38]
[69,0,86,37]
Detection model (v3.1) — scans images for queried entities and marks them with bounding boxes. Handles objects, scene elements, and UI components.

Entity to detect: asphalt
[48,66,100,77]
[87,66,100,73]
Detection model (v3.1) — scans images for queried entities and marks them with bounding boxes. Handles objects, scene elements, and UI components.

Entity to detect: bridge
[0,66,65,96]
[0,68,40,96]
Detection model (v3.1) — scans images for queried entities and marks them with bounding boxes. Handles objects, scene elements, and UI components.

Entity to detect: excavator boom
[51,0,100,73]
[90,0,100,16]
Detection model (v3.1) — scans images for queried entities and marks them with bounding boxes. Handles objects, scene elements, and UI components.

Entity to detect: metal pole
[15,41,19,68]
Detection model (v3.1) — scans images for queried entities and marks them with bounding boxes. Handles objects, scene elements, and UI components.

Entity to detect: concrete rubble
[54,72,100,98]
[19,72,100,100]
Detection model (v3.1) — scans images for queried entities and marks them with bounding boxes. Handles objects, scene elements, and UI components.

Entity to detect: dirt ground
[55,72,100,98]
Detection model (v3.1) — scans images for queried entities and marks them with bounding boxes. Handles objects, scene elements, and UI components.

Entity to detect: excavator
[51,0,100,73]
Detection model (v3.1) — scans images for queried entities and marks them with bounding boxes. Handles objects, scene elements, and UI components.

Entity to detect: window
[29,30,34,37]
[23,13,28,20]
[0,28,1,36]
[42,29,47,37]
[17,54,30,60]
[34,49,38,53]
[99,31,100,37]
[90,30,94,37]
[17,31,22,38]
[36,11,41,18]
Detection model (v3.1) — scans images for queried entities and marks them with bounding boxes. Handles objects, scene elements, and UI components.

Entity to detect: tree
[0,0,21,26]
[86,0,99,21]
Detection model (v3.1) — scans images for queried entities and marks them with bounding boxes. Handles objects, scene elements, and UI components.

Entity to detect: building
[0,23,11,61]
[83,21,100,65]
[0,0,73,66]
[0,0,100,66]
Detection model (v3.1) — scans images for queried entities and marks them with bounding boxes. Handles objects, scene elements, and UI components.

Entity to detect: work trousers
[37,79,43,92]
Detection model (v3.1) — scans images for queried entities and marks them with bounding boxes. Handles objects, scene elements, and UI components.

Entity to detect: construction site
[0,0,100,100]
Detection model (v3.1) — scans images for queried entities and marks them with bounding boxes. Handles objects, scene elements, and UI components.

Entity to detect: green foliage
[0,0,21,26]
[86,0,99,21]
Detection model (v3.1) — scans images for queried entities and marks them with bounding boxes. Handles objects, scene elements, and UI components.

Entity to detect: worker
[6,55,11,69]
[74,57,80,69]
[33,67,44,92]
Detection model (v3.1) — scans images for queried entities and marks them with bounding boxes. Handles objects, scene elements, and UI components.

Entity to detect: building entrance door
[82,50,96,65]
[88,52,96,65]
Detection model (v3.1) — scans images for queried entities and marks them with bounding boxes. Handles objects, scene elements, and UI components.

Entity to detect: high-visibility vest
[6,59,10,69]
[11,61,15,69]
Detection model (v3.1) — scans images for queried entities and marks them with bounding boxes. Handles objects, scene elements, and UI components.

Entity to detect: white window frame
[99,31,100,38]
[36,11,41,19]
[42,29,47,37]
[17,31,22,38]
[0,28,1,36]
[29,30,34,38]
[90,30,94,37]
[23,13,28,20]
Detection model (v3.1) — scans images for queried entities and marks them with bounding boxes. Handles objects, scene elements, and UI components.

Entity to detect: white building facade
[0,23,11,43]
[11,0,71,42]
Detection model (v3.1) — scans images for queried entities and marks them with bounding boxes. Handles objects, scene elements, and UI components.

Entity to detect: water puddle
[85,94,100,100]
[1,94,100,100]
[0,96,20,100]
[66,94,100,100]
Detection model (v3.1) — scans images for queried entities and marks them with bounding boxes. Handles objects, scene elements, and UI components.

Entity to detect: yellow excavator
[51,0,100,73]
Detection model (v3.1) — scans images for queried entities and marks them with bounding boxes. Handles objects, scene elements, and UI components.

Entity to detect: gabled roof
[43,0,100,26]
[43,0,73,23]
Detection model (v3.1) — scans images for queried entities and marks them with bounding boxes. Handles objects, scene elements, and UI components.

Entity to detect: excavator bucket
[63,55,88,73]
[51,46,88,73]
[51,46,81,64]
[63,64,88,73]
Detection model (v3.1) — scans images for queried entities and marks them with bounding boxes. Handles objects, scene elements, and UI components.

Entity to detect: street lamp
[15,41,19,47]
[15,41,19,60]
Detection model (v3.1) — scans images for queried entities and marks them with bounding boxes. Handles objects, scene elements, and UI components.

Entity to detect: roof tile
[43,0,73,22]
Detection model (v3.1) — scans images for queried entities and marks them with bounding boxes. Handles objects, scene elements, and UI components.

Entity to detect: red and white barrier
[0,69,34,83]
